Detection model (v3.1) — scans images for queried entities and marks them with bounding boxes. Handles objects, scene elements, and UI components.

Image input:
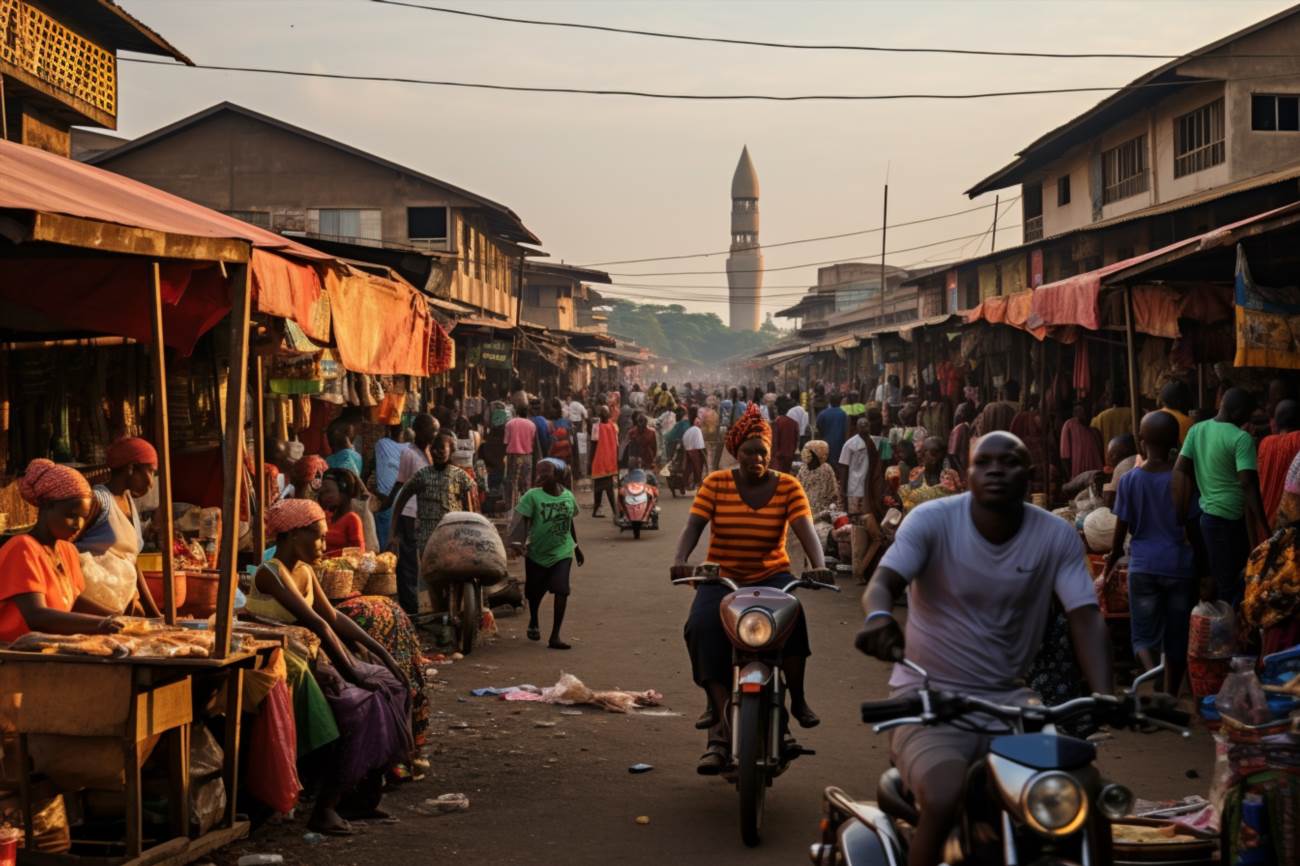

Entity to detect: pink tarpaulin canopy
[1029,202,1300,331]
[0,139,331,352]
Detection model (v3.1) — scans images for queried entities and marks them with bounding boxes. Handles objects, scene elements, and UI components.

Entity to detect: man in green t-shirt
[1174,388,1266,606]
[509,458,583,650]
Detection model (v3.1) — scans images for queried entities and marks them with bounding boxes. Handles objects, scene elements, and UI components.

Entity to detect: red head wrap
[266,499,326,537]
[725,403,772,458]
[19,459,91,507]
[290,454,328,486]
[106,437,158,470]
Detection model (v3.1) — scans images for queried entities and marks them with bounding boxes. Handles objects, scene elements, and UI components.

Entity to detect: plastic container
[0,827,19,866]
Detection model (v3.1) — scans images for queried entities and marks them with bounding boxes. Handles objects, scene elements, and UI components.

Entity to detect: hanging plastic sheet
[1232,244,1300,370]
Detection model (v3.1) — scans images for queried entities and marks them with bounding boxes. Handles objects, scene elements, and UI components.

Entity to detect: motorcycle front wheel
[632,521,642,539]
[737,690,769,847]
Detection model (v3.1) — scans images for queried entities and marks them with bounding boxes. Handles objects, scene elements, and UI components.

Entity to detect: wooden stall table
[0,648,260,866]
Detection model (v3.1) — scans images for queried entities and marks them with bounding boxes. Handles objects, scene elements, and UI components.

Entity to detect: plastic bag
[191,776,226,836]
[245,680,301,815]
[1190,600,1237,658]
[77,552,137,614]
[1215,657,1271,725]
[190,724,224,780]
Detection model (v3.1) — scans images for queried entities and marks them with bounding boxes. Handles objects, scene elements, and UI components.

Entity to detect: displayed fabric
[253,251,331,342]
[1232,244,1300,370]
[328,271,433,377]
[1132,285,1182,339]
[335,595,430,745]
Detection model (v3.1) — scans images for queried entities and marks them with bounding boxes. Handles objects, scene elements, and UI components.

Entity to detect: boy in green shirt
[1175,387,1266,606]
[509,458,583,649]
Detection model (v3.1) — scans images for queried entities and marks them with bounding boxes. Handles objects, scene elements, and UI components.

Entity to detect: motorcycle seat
[876,768,919,826]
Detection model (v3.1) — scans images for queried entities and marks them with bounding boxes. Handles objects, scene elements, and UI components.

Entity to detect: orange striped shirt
[690,469,811,582]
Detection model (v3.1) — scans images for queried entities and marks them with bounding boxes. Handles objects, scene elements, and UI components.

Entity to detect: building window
[1101,135,1148,204]
[1252,93,1300,131]
[1056,175,1071,206]
[1174,98,1225,177]
[1023,182,1043,242]
[308,208,381,242]
[223,210,271,229]
[407,206,448,241]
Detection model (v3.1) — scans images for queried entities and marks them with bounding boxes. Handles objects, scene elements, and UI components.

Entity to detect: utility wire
[578,198,1017,266]
[117,58,1300,103]
[370,1,1244,60]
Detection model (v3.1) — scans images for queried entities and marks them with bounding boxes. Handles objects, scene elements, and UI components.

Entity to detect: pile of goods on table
[5,617,247,659]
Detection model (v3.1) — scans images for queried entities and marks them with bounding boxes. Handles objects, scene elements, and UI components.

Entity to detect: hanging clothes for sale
[1072,340,1091,396]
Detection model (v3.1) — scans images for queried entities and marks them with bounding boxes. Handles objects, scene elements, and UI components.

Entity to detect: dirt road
[219,491,1214,866]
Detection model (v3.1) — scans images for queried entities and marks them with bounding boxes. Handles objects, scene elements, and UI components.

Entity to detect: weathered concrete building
[85,102,541,323]
[775,262,912,333]
[1,0,187,155]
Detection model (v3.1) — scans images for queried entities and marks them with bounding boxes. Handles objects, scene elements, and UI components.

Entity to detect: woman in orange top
[671,405,830,774]
[320,468,366,556]
[0,460,124,642]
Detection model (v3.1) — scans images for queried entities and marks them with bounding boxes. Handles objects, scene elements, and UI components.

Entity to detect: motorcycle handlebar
[860,693,925,723]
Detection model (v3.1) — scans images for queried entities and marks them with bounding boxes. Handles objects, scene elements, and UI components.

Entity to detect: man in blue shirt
[816,392,849,463]
[529,398,552,460]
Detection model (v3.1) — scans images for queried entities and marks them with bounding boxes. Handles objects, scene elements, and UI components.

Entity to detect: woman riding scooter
[671,404,831,774]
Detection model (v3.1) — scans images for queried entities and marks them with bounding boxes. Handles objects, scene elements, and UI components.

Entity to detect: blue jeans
[1127,571,1196,664]
[1199,513,1250,608]
[374,506,393,551]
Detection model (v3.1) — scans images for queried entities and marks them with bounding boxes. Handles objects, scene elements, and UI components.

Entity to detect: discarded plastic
[302,832,324,845]
[420,793,470,815]
[628,763,653,774]
[534,721,557,728]
[635,816,651,825]
[237,856,284,866]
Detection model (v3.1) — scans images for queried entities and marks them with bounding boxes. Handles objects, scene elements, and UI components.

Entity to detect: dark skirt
[683,572,811,686]
[313,658,413,788]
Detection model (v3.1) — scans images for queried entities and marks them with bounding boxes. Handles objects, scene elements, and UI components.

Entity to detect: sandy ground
[213,490,1214,866]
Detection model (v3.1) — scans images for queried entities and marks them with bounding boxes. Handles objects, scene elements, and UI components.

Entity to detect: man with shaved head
[856,432,1111,866]
[1175,387,1266,607]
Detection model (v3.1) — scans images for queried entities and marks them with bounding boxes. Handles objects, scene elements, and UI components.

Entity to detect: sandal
[695,705,719,730]
[697,741,729,776]
[526,626,541,641]
[791,701,821,729]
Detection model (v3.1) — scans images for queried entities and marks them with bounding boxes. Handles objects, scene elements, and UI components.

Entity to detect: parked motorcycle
[673,564,840,847]
[810,659,1190,866]
[617,467,660,539]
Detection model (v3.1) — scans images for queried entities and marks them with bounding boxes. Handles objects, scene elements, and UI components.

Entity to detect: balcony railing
[1024,215,1044,243]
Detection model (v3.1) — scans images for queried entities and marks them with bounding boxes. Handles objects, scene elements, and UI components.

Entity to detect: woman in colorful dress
[796,439,840,550]
[899,436,963,513]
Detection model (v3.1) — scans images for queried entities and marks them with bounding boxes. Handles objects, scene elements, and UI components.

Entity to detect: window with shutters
[307,208,381,243]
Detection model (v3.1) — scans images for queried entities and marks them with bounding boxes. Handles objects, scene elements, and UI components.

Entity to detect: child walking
[509,458,584,649]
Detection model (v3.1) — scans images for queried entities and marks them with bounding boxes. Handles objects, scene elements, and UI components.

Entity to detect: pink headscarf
[266,499,326,537]
[19,459,91,506]
[106,437,158,470]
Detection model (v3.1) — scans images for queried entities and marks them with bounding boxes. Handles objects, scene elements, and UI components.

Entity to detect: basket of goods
[179,569,222,618]
[317,557,357,600]
[143,570,188,610]
[362,552,398,595]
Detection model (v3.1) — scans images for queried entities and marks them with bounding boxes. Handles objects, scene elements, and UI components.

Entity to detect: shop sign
[469,339,513,369]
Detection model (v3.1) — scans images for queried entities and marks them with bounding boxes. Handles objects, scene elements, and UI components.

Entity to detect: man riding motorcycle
[855,432,1113,866]
[672,405,832,773]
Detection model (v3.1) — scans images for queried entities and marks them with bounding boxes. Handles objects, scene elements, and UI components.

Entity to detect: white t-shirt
[396,443,430,519]
[787,404,809,436]
[682,425,705,451]
[567,400,589,425]
[838,434,871,500]
[879,493,1095,698]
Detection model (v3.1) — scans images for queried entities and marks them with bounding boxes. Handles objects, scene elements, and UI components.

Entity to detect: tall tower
[726,146,762,331]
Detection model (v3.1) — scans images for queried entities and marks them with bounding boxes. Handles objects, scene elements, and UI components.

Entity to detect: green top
[1179,419,1257,520]
[516,486,578,567]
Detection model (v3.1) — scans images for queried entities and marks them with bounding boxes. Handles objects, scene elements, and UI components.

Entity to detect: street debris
[634,816,651,825]
[417,793,470,816]
[628,763,653,774]
[471,672,663,713]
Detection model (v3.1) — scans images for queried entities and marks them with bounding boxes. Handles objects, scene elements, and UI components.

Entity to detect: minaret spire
[726,146,762,331]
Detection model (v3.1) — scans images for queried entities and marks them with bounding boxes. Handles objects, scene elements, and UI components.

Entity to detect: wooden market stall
[0,139,434,864]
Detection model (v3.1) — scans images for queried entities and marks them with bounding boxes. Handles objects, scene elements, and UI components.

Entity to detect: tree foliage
[602,299,786,363]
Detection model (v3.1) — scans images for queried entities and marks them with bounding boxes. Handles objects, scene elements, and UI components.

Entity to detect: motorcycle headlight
[736,609,775,648]
[1098,783,1133,821]
[1023,772,1086,836]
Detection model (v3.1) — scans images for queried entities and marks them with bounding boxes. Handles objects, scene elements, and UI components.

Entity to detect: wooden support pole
[1123,283,1141,435]
[149,262,177,625]
[215,264,251,659]
[252,355,267,559]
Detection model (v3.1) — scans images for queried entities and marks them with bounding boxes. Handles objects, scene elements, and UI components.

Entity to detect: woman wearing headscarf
[285,454,328,501]
[245,499,412,834]
[0,460,124,640]
[77,437,162,616]
[670,405,832,774]
[797,440,840,550]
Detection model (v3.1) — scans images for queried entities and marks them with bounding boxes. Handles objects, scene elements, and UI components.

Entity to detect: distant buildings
[726,146,763,331]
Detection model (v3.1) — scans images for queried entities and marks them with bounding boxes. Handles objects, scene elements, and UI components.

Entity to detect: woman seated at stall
[898,436,963,513]
[0,459,125,641]
[245,499,412,835]
[317,467,430,756]
[77,437,162,616]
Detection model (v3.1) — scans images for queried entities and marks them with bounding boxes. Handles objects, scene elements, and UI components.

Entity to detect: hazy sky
[116,0,1293,322]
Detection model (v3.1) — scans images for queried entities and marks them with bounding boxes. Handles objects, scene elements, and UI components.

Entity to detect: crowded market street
[211,491,1213,866]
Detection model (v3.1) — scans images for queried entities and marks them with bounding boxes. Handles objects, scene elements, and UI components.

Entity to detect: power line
[369,1,1224,61]
[578,198,1016,266]
[118,58,1300,103]
[604,227,1021,277]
